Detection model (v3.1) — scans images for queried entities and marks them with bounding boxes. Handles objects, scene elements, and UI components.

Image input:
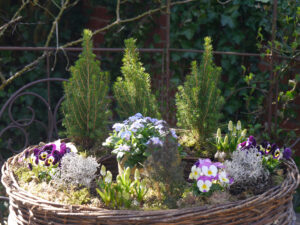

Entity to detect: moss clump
[64,187,91,205]
[15,167,34,183]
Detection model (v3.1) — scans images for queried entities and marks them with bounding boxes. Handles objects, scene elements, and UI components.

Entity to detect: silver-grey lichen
[52,152,99,188]
[224,147,270,194]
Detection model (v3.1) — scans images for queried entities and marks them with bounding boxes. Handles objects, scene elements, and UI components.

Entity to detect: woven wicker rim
[1,146,300,224]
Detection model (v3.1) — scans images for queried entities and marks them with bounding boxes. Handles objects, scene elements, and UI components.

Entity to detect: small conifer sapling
[113,38,160,119]
[62,29,111,149]
[175,37,224,153]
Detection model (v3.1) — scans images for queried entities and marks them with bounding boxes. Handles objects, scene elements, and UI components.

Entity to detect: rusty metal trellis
[0,0,286,157]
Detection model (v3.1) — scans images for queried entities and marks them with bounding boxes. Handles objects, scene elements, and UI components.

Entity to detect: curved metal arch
[0,78,66,118]
[0,78,67,155]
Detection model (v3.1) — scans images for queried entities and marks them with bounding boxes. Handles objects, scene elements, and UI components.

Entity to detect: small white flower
[219,171,229,184]
[53,139,62,147]
[100,165,106,176]
[104,171,112,183]
[217,128,221,139]
[219,152,226,161]
[237,121,242,130]
[228,121,233,131]
[197,179,212,192]
[202,165,218,177]
[133,200,139,206]
[66,142,78,153]
[214,151,220,159]
[102,136,113,146]
[241,129,247,137]
[189,165,202,180]
[134,169,140,181]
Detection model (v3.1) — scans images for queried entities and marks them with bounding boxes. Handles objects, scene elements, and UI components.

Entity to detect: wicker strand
[1,148,299,225]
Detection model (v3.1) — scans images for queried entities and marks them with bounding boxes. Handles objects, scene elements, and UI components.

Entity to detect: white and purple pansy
[189,165,202,180]
[218,171,230,184]
[197,176,212,192]
[201,164,218,178]
[190,158,231,193]
[238,136,257,150]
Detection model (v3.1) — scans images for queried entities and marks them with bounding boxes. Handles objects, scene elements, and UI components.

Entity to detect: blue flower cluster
[103,113,178,167]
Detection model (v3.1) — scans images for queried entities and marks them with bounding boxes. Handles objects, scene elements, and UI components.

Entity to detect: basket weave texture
[1,147,299,225]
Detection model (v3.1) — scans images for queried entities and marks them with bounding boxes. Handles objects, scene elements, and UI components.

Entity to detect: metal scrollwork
[0,78,67,160]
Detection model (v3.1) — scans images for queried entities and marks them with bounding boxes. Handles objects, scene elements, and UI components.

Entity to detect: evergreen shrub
[113,38,160,119]
[176,37,224,152]
[62,29,111,149]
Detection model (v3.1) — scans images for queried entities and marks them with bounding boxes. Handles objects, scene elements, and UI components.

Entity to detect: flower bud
[125,167,131,179]
[214,151,220,159]
[232,128,236,137]
[104,171,112,183]
[100,165,106,176]
[134,168,140,181]
[217,128,221,138]
[219,152,226,161]
[224,135,228,145]
[241,129,247,137]
[237,121,241,130]
[228,121,233,131]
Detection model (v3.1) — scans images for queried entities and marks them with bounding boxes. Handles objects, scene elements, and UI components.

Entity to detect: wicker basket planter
[1,147,299,225]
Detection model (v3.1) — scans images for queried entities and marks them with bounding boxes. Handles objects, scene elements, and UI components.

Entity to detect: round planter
[1,147,299,225]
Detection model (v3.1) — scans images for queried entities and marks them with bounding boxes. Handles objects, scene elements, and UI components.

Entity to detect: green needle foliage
[62,29,111,149]
[176,37,224,151]
[113,38,160,119]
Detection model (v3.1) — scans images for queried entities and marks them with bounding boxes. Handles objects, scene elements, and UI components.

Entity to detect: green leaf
[183,28,194,40]
[221,15,234,28]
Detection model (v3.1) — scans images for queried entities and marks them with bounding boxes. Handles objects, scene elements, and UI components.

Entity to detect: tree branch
[0,0,71,91]
[0,0,196,90]
[0,16,22,34]
[0,0,30,37]
[116,0,121,22]
[217,0,233,5]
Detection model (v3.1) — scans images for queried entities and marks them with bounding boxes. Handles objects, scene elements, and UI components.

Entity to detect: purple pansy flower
[238,141,247,150]
[195,158,211,167]
[244,136,256,149]
[42,144,56,152]
[283,147,292,160]
[28,163,33,170]
[273,148,281,159]
[259,141,272,155]
[45,150,61,166]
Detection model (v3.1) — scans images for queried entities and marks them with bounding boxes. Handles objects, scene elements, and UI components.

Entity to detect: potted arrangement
[1,30,299,225]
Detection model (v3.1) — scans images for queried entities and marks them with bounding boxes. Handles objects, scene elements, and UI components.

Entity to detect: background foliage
[0,0,299,155]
